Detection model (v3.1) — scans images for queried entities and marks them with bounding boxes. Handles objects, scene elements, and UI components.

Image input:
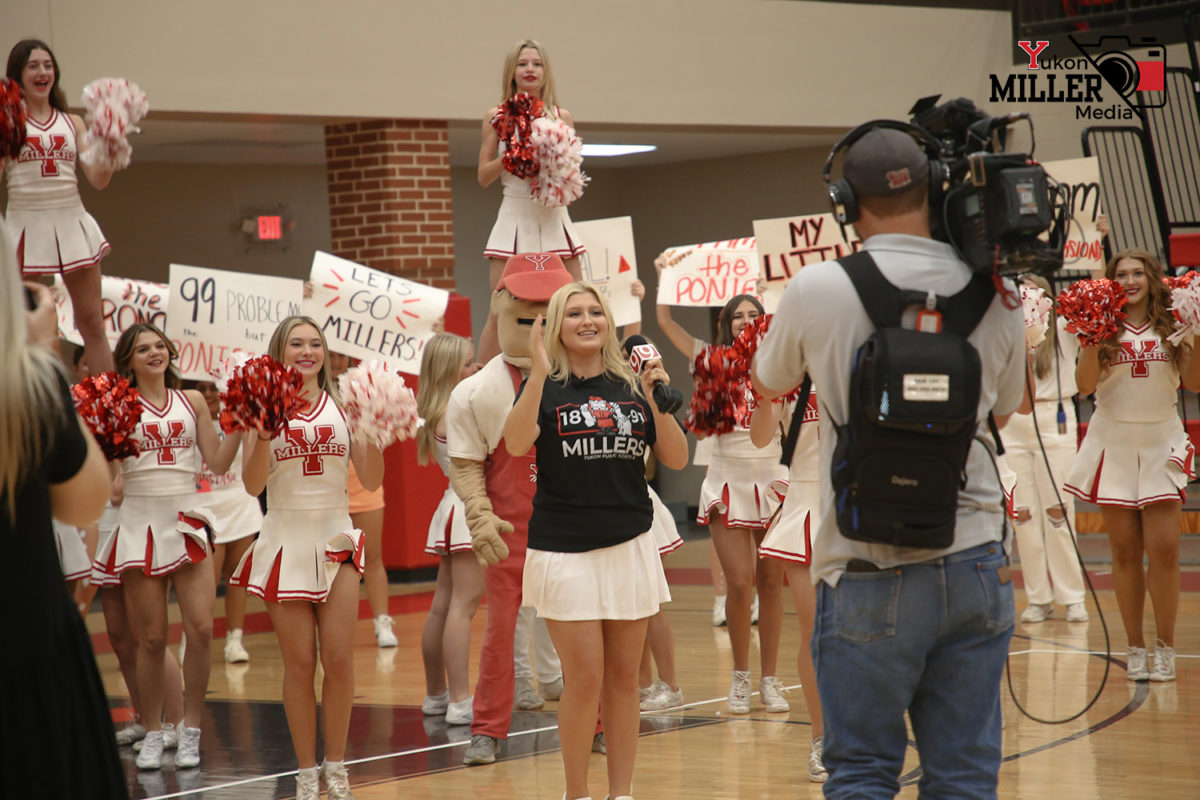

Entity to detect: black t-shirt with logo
[518,372,657,553]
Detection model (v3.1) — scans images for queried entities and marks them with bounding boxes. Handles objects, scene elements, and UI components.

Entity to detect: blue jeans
[813,542,1014,799]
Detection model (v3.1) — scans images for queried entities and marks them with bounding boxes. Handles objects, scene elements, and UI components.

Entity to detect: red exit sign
[257,215,283,240]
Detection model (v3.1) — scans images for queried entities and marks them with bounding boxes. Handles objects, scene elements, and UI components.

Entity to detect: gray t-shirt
[755,233,1026,586]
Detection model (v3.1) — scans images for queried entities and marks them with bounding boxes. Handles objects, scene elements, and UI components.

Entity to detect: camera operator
[751,127,1026,798]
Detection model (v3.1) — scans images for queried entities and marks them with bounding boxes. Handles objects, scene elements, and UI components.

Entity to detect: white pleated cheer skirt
[649,486,683,555]
[1065,414,1194,509]
[230,508,363,603]
[53,521,91,582]
[758,479,818,564]
[482,194,586,260]
[91,493,212,586]
[523,531,670,621]
[697,455,789,529]
[207,489,264,545]
[5,205,110,274]
[424,488,472,556]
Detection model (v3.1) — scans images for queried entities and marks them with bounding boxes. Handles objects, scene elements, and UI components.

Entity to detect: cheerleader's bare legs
[103,584,184,729]
[212,538,253,644]
[61,265,115,374]
[353,507,391,623]
[709,521,784,676]
[1103,501,1181,648]
[421,550,484,703]
[784,564,822,736]
[478,256,582,364]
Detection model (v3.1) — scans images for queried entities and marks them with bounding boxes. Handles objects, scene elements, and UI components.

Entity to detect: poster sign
[55,274,169,348]
[165,264,304,381]
[574,216,641,327]
[303,251,449,376]
[753,213,860,312]
[654,238,759,308]
[1042,156,1104,271]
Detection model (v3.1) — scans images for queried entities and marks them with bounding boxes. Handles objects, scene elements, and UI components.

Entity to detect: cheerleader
[476,39,585,362]
[1065,250,1200,683]
[655,279,789,715]
[91,324,241,770]
[415,333,484,726]
[4,40,115,374]
[232,316,383,800]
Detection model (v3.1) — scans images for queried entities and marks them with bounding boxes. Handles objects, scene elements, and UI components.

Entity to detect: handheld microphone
[622,335,683,415]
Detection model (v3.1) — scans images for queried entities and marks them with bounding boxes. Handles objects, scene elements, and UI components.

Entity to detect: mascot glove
[464,494,513,566]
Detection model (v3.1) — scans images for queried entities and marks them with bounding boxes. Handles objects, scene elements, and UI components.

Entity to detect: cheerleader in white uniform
[53,519,92,583]
[1066,249,1200,683]
[476,39,585,362]
[416,333,484,726]
[233,316,383,800]
[91,323,241,770]
[4,40,116,374]
[655,283,789,716]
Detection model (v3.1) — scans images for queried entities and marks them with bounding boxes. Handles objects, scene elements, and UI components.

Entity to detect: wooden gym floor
[86,530,1200,799]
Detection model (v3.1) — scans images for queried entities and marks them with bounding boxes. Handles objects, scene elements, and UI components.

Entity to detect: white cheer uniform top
[265,392,350,509]
[5,110,82,211]
[1096,320,1180,423]
[123,390,199,496]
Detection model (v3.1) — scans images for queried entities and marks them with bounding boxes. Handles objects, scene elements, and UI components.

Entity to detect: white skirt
[482,194,586,260]
[697,455,788,529]
[1065,414,1194,508]
[758,480,818,564]
[230,508,363,603]
[53,521,91,582]
[649,486,683,555]
[424,488,472,556]
[91,493,212,586]
[207,489,264,545]
[5,204,110,274]
[522,532,670,621]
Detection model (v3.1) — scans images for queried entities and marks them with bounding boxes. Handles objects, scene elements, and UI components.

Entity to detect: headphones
[822,119,946,229]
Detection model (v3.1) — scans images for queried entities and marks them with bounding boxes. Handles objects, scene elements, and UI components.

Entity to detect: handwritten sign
[304,251,449,376]
[574,216,641,327]
[1042,157,1104,271]
[55,274,169,348]
[753,213,861,312]
[654,238,759,308]
[165,264,304,381]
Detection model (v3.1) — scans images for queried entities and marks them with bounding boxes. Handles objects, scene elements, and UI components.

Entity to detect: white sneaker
[323,759,354,800]
[135,730,164,770]
[462,734,499,765]
[1150,642,1176,682]
[759,676,790,712]
[374,615,398,648]
[296,766,320,800]
[175,726,201,768]
[808,736,828,782]
[445,696,474,725]
[1127,646,1149,681]
[134,722,178,751]
[712,596,727,627]
[539,676,564,701]
[1020,603,1053,623]
[641,682,684,711]
[224,628,250,663]
[1065,603,1089,622]
[115,720,146,746]
[639,681,659,701]
[422,690,449,715]
[726,670,751,714]
[514,682,545,710]
[750,595,759,625]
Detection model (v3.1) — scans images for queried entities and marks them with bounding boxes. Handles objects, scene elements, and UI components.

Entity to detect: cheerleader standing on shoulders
[476,39,585,362]
[91,324,241,770]
[1065,250,1200,683]
[4,40,115,374]
[232,316,383,800]
[505,282,688,800]
[416,333,484,725]
[655,277,789,715]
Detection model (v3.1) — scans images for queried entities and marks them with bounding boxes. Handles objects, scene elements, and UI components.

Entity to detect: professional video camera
[909,95,1069,278]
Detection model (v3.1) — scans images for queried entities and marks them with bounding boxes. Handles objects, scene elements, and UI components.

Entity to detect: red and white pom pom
[1021,284,1053,354]
[71,372,142,461]
[0,77,27,160]
[337,360,420,448]
[685,344,751,436]
[208,350,254,393]
[493,92,544,179]
[1056,278,1127,348]
[528,117,588,207]
[218,355,310,436]
[1164,270,1200,291]
[79,78,149,171]
[1168,278,1200,345]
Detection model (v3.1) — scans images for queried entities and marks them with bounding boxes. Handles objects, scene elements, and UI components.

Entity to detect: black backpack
[827,251,995,549]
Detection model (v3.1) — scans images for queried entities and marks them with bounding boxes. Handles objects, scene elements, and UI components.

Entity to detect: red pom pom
[218,355,311,436]
[1164,270,1200,291]
[71,372,143,461]
[685,344,751,436]
[492,93,545,179]
[1056,278,1127,348]
[0,78,27,160]
[727,315,803,408]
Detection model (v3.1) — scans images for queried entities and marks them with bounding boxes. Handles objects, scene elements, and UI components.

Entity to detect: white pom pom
[1021,284,1052,354]
[528,117,589,207]
[209,351,254,393]
[338,361,420,448]
[1169,282,1200,345]
[79,78,149,171]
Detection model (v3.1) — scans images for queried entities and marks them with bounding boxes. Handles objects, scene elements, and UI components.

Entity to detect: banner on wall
[1042,156,1104,272]
[165,264,304,381]
[653,238,759,308]
[55,274,169,349]
[752,213,860,312]
[303,251,449,376]
[574,216,641,327]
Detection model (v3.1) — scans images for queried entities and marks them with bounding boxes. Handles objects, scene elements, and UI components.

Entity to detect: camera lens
[1095,51,1140,96]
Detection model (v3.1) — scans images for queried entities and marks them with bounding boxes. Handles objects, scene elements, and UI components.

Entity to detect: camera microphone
[622,335,683,415]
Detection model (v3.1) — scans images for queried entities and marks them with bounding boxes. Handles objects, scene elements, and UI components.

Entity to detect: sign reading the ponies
[574,216,641,327]
[165,264,304,381]
[55,274,169,348]
[1042,156,1104,271]
[654,238,759,308]
[304,251,449,376]
[753,213,861,312]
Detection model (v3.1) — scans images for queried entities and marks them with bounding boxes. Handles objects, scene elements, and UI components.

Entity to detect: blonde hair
[268,316,340,404]
[543,283,639,396]
[1023,274,1059,380]
[0,226,68,522]
[498,39,559,119]
[113,323,181,388]
[415,333,472,465]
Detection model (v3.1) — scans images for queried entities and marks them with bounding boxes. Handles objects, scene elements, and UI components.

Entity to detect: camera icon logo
[1072,35,1167,109]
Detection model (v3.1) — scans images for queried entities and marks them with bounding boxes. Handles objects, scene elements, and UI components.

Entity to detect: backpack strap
[942,273,996,338]
[778,375,812,468]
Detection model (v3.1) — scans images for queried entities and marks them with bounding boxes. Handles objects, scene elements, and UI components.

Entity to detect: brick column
[324,119,455,289]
